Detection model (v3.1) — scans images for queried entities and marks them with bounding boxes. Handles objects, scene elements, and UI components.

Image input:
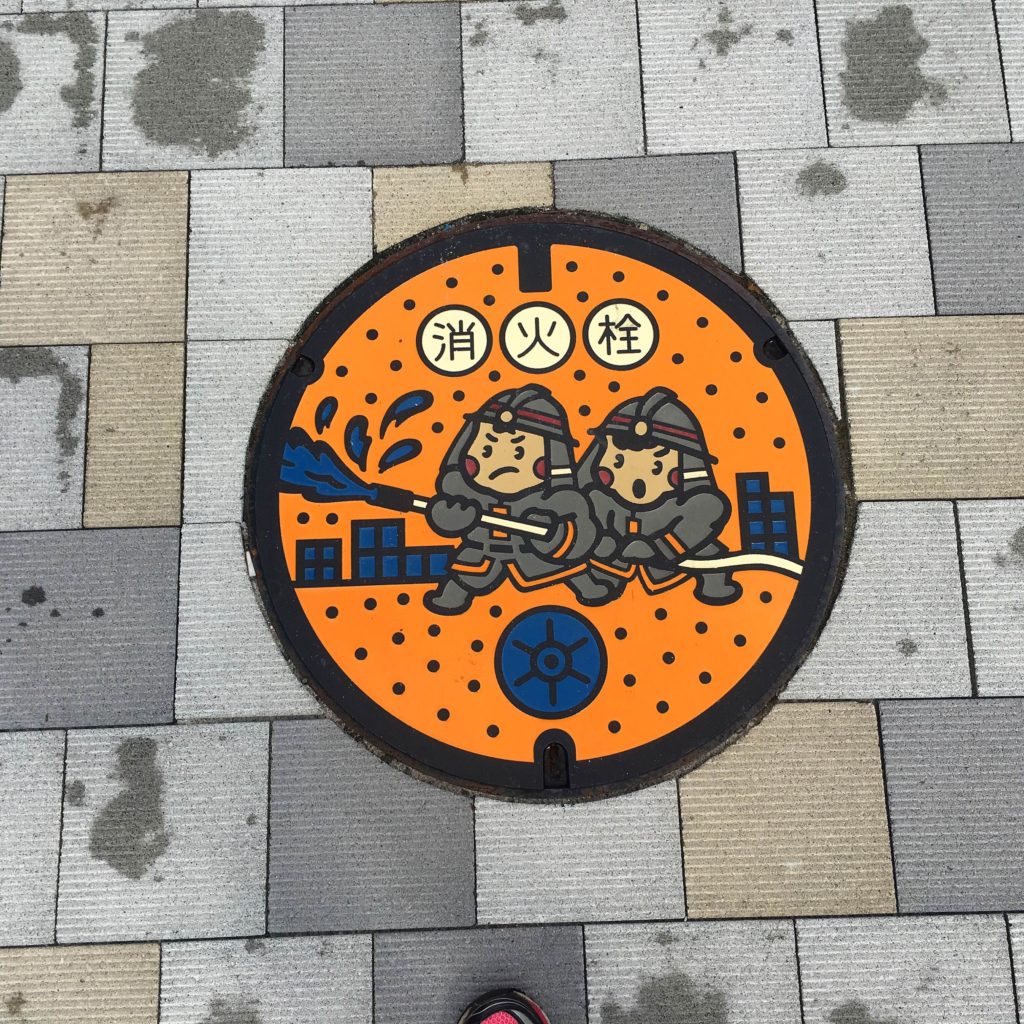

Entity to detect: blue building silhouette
[736,473,798,559]
[294,517,454,587]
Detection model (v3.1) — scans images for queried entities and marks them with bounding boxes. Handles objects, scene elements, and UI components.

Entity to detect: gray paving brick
[738,147,933,320]
[285,4,461,167]
[103,9,283,171]
[1009,916,1024,995]
[784,501,970,700]
[463,0,643,162]
[187,168,372,340]
[268,719,475,933]
[817,0,1010,146]
[958,500,1024,697]
[997,1,1024,140]
[798,915,1017,1024]
[920,144,1024,315]
[0,528,177,730]
[475,782,685,924]
[0,13,103,173]
[637,0,826,154]
[57,722,268,942]
[161,935,372,1024]
[0,346,87,531]
[183,339,287,525]
[789,320,841,415]
[0,730,64,946]
[176,523,319,720]
[585,920,801,1024]
[879,699,1024,912]
[374,926,586,1024]
[553,154,741,271]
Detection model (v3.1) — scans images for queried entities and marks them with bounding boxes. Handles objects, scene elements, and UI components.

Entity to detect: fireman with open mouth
[577,387,742,604]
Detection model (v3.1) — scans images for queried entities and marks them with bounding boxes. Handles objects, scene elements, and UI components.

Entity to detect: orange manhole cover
[245,211,849,799]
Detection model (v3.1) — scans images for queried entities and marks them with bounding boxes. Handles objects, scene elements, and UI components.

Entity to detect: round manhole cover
[245,211,849,800]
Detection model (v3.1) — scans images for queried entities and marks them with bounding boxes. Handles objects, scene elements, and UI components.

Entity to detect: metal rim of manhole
[244,209,850,801]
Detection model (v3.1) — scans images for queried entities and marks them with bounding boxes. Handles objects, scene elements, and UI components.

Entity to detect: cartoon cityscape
[292,472,798,588]
[735,473,799,558]
[295,518,454,587]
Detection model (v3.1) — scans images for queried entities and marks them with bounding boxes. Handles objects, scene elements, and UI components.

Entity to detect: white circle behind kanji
[583,300,659,369]
[500,303,575,373]
[417,306,492,376]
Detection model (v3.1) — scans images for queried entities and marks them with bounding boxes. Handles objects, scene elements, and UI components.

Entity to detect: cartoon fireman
[424,385,607,614]
[577,387,741,604]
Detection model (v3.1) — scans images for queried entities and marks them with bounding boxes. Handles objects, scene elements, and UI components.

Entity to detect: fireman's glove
[426,495,480,536]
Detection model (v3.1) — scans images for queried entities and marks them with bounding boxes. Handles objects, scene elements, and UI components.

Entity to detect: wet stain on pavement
[514,0,567,26]
[797,159,848,196]
[16,13,99,128]
[21,586,46,606]
[0,348,85,495]
[2,992,27,1017]
[76,196,117,237]
[129,9,265,157]
[66,778,86,805]
[776,28,794,44]
[840,5,947,123]
[897,637,919,657]
[88,736,170,879]
[829,1000,898,1024]
[0,37,23,114]
[202,996,262,1024]
[601,972,728,1024]
[993,526,1024,568]
[702,4,753,58]
[467,18,488,46]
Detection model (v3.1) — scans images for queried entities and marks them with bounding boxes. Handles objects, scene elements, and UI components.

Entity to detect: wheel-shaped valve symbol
[495,607,607,718]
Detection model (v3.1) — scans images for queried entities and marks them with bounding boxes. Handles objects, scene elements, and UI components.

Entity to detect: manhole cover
[245,211,848,800]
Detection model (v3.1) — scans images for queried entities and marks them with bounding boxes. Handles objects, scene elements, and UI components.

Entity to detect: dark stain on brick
[776,28,794,44]
[654,928,677,946]
[92,607,105,617]
[797,159,848,196]
[0,348,85,494]
[703,4,753,57]
[467,18,489,46]
[89,736,170,879]
[896,637,919,657]
[0,36,23,114]
[66,778,86,806]
[601,972,728,1024]
[1010,526,1024,559]
[3,991,27,1017]
[244,938,265,953]
[21,586,46,606]
[16,13,99,128]
[829,1000,898,1024]
[514,0,567,26]
[76,196,117,237]
[246,812,258,826]
[50,609,61,618]
[840,5,947,123]
[202,996,262,1024]
[130,9,265,157]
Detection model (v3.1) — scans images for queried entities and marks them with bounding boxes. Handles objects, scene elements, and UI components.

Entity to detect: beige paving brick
[680,702,895,919]
[84,343,184,527]
[0,172,187,346]
[841,316,1024,499]
[0,944,159,1024]
[372,162,552,251]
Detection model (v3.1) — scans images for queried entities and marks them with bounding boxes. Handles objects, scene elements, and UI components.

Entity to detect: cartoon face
[596,434,677,505]
[464,423,547,495]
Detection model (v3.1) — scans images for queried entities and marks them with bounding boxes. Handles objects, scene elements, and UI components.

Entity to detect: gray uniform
[424,386,607,614]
